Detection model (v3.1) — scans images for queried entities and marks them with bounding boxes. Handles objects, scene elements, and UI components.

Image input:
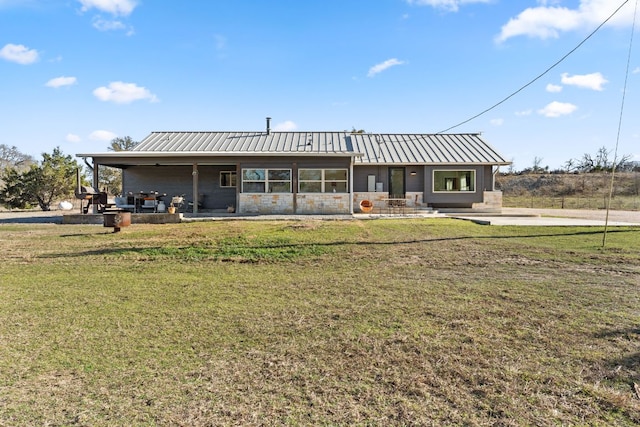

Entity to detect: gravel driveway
[502,208,640,224]
[1,208,639,225]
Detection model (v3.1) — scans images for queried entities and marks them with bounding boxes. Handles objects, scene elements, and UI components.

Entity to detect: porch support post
[192,163,199,214]
[236,162,241,213]
[92,162,99,214]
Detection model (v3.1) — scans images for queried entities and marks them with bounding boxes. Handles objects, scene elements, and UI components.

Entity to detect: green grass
[1,219,639,425]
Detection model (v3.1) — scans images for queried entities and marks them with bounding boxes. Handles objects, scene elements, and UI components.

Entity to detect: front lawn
[1,219,638,425]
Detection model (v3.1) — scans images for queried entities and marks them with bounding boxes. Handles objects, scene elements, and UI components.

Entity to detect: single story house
[76,119,511,215]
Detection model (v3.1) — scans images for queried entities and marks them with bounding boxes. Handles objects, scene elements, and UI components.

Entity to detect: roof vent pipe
[266,117,271,135]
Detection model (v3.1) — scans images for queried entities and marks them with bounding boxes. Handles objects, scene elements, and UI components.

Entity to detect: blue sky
[1,0,638,171]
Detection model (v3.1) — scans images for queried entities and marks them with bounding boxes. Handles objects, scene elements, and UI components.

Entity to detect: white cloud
[66,133,82,143]
[367,58,405,77]
[46,76,77,88]
[546,83,563,93]
[92,17,125,31]
[538,101,578,118]
[634,67,640,74]
[78,0,137,16]
[273,120,298,131]
[561,72,608,91]
[89,130,117,141]
[405,0,491,13]
[515,109,533,116]
[93,81,158,104]
[0,43,39,64]
[490,118,504,126]
[496,0,636,43]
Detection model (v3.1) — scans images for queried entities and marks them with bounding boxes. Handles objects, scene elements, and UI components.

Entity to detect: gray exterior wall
[123,165,236,209]
[352,166,424,193]
[114,156,499,212]
[118,156,352,213]
[424,165,490,208]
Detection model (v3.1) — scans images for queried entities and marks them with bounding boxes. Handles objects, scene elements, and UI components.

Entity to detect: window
[220,171,237,188]
[299,169,348,193]
[241,168,291,193]
[433,170,475,192]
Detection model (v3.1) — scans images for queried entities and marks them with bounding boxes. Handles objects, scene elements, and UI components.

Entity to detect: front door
[388,167,405,198]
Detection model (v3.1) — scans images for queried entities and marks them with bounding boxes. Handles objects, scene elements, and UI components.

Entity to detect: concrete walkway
[450,208,640,226]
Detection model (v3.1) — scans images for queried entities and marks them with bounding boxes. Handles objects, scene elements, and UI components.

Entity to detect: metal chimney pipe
[266,117,271,135]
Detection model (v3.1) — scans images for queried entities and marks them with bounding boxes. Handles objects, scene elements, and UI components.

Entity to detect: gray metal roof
[350,133,510,165]
[134,131,355,156]
[78,131,509,165]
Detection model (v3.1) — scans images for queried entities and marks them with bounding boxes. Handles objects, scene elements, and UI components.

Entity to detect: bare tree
[0,144,34,172]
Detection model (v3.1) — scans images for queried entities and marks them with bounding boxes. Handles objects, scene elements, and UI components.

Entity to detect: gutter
[76,151,364,159]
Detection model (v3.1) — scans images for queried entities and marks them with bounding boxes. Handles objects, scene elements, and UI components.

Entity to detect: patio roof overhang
[76,151,363,168]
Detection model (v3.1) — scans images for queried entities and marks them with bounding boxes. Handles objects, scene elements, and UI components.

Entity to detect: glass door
[388,167,405,198]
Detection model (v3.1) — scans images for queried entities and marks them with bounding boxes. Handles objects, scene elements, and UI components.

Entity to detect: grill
[74,168,108,214]
[75,185,109,214]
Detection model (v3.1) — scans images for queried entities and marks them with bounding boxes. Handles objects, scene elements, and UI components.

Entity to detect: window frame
[432,169,476,193]
[241,168,292,193]
[298,168,348,193]
[219,171,237,188]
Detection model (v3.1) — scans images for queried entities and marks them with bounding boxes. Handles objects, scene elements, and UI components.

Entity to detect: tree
[99,136,139,195]
[564,158,576,173]
[108,136,138,152]
[0,144,34,171]
[0,147,80,211]
[575,146,633,173]
[0,167,32,209]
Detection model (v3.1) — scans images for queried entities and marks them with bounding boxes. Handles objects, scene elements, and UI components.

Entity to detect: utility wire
[603,0,638,247]
[437,0,631,134]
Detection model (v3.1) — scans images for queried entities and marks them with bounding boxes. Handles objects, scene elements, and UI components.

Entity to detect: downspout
[236,162,241,213]
[349,157,354,214]
[292,162,298,213]
[492,166,500,191]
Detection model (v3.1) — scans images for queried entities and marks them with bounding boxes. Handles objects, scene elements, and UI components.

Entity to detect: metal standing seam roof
[127,131,510,165]
[134,131,355,155]
[347,133,510,165]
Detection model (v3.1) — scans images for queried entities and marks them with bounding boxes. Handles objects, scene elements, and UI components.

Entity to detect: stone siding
[472,191,503,211]
[354,192,424,212]
[239,193,294,214]
[296,194,350,214]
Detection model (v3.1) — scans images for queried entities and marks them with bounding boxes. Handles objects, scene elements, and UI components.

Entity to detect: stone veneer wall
[239,193,294,214]
[472,191,503,211]
[238,193,351,214]
[353,192,424,212]
[295,194,350,214]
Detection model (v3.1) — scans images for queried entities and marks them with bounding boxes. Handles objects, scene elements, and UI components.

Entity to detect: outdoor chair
[140,198,158,213]
[114,196,136,212]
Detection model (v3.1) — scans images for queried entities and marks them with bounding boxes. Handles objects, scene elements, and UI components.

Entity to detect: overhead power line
[437,0,632,134]
[603,0,638,247]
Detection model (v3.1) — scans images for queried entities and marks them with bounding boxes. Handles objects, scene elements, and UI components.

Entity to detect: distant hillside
[497,172,640,196]
[496,172,640,210]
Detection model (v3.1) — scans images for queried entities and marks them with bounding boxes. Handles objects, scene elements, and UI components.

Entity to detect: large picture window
[299,169,348,193]
[242,169,291,193]
[433,170,475,192]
